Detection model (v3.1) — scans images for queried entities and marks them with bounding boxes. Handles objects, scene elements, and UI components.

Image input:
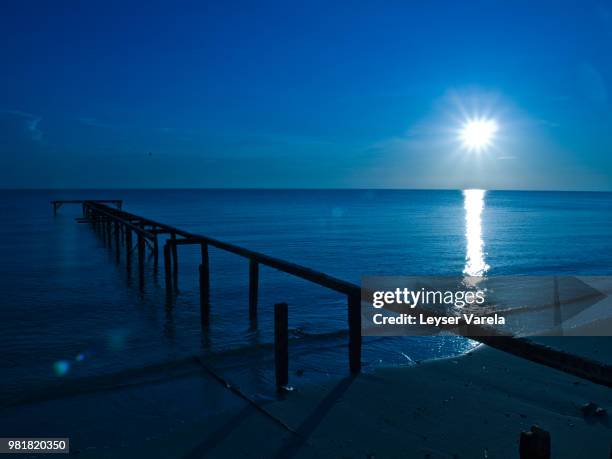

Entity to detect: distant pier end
[51,199,123,216]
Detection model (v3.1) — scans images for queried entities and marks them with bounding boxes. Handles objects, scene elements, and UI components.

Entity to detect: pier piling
[249,260,259,322]
[519,425,551,459]
[114,221,120,261]
[199,263,210,328]
[126,228,132,271]
[199,243,210,328]
[348,292,362,374]
[171,233,178,287]
[137,233,145,282]
[274,302,289,391]
[153,235,159,270]
[164,243,172,293]
[106,218,112,245]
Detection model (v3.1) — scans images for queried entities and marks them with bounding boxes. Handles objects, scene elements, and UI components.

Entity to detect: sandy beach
[3,339,608,458]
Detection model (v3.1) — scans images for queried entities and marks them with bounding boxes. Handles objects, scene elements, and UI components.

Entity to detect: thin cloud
[0,110,43,142]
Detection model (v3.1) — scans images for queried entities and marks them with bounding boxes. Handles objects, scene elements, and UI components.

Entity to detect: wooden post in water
[199,243,210,327]
[153,235,159,271]
[114,221,120,262]
[137,233,145,283]
[106,218,112,245]
[249,259,259,322]
[274,302,289,391]
[163,243,172,293]
[348,292,362,374]
[519,425,551,459]
[199,264,210,326]
[125,228,132,271]
[171,232,178,287]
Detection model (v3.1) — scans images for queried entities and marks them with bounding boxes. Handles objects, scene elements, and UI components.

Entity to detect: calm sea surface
[2,189,612,401]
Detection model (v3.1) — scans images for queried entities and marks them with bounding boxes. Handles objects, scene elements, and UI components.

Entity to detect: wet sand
[5,341,609,458]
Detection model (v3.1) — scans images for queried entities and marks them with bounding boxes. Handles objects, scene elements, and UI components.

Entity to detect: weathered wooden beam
[149,228,176,235]
[172,237,359,296]
[479,335,612,388]
[53,199,122,205]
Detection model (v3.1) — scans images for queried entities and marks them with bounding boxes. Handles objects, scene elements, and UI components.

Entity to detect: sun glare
[459,118,498,152]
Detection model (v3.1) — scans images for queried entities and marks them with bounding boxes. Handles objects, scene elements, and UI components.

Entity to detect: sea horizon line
[2,187,612,193]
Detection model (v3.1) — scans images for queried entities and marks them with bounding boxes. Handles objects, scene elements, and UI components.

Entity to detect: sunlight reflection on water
[463,189,489,280]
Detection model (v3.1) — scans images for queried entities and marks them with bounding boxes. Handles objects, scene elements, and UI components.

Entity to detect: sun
[459,118,498,151]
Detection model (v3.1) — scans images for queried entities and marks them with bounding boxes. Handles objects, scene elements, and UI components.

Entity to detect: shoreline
[159,343,612,458]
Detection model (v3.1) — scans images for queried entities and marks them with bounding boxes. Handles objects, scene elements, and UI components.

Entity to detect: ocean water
[2,189,612,403]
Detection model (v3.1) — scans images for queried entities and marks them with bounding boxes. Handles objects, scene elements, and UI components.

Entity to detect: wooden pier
[52,200,612,390]
[53,199,362,388]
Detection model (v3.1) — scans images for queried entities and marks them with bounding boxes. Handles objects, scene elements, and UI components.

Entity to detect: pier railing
[58,200,361,385]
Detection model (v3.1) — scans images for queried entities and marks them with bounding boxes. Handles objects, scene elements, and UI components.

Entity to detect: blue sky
[1,0,612,189]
